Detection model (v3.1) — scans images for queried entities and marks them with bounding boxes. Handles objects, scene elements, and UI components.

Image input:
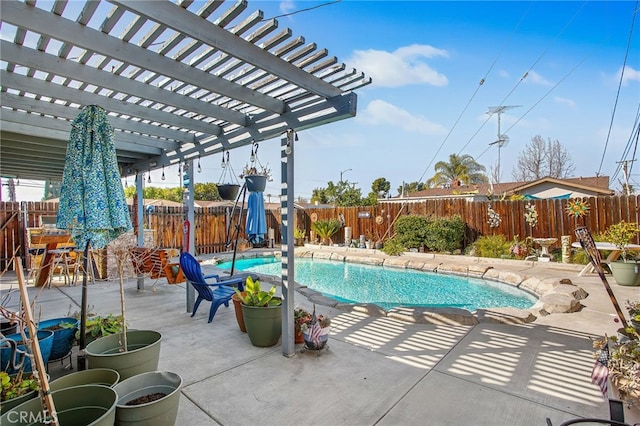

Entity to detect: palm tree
[426,154,488,188]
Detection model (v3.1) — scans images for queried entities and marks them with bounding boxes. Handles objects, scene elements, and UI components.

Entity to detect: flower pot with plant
[217,150,241,201]
[300,306,331,351]
[0,371,42,414]
[311,219,342,246]
[235,276,282,347]
[240,142,272,193]
[294,308,312,344]
[605,221,640,286]
[294,228,306,246]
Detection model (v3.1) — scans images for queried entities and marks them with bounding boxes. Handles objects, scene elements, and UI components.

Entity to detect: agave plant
[311,219,342,245]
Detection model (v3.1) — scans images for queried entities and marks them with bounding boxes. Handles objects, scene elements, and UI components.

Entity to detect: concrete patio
[2,248,640,425]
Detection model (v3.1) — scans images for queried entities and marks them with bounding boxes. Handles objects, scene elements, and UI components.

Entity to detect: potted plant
[311,219,342,246]
[294,308,312,344]
[234,276,282,347]
[37,316,79,365]
[294,228,306,246]
[240,163,271,193]
[0,371,41,414]
[85,234,162,381]
[300,308,331,351]
[0,329,55,374]
[217,150,241,201]
[239,141,272,193]
[605,221,640,286]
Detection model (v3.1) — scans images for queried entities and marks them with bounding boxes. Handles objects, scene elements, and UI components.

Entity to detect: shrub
[470,234,511,258]
[311,219,342,245]
[425,216,466,252]
[393,215,432,249]
[380,237,406,256]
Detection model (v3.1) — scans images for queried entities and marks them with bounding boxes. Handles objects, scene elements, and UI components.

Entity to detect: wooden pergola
[0,0,370,182]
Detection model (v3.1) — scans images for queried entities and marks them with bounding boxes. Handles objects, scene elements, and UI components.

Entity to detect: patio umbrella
[246,191,266,244]
[57,105,132,368]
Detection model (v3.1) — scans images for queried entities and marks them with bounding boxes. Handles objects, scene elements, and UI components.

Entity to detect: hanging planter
[217,150,241,201]
[244,175,267,192]
[218,184,240,201]
[240,141,271,193]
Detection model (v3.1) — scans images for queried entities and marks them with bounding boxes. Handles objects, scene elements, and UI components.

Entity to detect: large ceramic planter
[50,368,120,392]
[609,260,640,286]
[232,293,247,333]
[86,330,162,381]
[0,384,117,425]
[113,371,182,426]
[245,175,267,192]
[217,184,240,201]
[0,330,54,374]
[241,300,282,347]
[0,373,49,414]
[37,316,79,361]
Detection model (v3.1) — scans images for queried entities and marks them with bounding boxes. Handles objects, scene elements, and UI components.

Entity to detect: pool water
[217,257,537,311]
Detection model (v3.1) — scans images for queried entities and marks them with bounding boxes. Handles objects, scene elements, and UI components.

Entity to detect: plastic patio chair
[179,252,247,323]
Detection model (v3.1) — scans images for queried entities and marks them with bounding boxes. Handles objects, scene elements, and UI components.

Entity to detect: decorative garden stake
[487,205,502,229]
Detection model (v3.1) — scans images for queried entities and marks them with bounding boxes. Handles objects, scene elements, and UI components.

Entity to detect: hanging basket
[217,184,240,201]
[245,175,267,192]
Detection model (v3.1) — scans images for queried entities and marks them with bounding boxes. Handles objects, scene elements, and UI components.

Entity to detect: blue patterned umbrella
[57,105,132,250]
[246,191,266,244]
[56,105,132,368]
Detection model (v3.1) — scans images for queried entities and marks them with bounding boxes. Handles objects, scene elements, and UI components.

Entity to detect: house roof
[405,175,613,199]
[0,0,370,182]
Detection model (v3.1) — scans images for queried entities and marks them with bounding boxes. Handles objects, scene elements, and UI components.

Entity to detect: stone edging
[212,247,589,326]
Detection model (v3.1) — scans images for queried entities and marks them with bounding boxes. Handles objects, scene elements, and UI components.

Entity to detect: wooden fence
[2,195,639,271]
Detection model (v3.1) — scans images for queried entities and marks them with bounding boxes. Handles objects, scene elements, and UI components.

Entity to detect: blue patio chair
[179,252,248,323]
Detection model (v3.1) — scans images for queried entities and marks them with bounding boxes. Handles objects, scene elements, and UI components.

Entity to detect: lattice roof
[0,0,370,181]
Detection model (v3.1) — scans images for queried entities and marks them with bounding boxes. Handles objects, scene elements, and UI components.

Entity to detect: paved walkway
[2,248,640,425]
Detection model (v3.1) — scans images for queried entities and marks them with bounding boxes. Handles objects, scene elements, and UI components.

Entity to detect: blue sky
[11,0,640,201]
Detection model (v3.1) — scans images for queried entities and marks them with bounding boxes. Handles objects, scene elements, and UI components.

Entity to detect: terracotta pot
[232,293,247,333]
[294,329,305,344]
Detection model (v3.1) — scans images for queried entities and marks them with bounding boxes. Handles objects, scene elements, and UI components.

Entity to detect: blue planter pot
[37,317,79,361]
[0,330,54,374]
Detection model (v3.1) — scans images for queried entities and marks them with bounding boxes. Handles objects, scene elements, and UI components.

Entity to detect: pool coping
[209,245,589,326]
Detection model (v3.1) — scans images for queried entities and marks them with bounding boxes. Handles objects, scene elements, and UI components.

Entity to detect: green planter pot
[609,260,640,286]
[0,384,117,425]
[50,368,120,392]
[0,373,49,414]
[241,301,282,347]
[113,371,182,426]
[86,330,162,381]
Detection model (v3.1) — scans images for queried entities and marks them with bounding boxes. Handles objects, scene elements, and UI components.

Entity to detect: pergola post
[136,173,144,291]
[281,130,296,357]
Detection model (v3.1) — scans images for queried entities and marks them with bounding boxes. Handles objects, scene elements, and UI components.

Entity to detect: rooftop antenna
[487,105,520,184]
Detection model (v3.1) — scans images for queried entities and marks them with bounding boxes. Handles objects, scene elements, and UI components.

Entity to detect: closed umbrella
[57,105,132,368]
[246,191,266,244]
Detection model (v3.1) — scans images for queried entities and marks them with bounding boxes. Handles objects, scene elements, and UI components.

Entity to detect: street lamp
[340,168,352,183]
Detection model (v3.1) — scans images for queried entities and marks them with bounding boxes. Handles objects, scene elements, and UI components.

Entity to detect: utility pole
[617,160,636,195]
[487,105,520,184]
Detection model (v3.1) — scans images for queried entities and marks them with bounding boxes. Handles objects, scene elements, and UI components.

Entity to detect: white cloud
[347,44,449,88]
[621,66,640,85]
[279,0,295,15]
[554,96,575,108]
[525,70,553,86]
[498,70,510,79]
[357,99,447,134]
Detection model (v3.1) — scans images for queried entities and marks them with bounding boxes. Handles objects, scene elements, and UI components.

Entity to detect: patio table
[571,241,640,276]
[30,233,73,286]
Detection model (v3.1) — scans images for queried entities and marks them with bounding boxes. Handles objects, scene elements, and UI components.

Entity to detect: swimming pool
[216,257,537,311]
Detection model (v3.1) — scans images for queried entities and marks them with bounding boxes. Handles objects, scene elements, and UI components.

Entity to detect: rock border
[212,247,589,326]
